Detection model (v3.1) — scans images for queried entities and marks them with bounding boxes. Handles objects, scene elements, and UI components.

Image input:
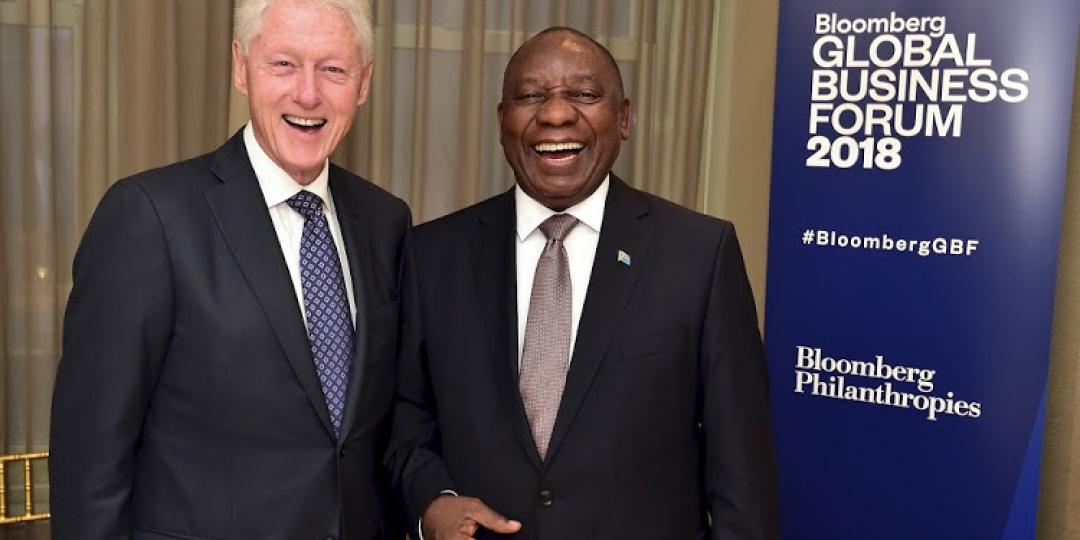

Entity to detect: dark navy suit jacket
[51,130,408,540]
[389,176,779,540]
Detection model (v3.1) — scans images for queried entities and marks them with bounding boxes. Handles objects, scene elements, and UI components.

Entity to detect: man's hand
[421,494,522,539]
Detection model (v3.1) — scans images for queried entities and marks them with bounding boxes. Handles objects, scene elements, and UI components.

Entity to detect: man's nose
[293,68,322,108]
[536,95,578,127]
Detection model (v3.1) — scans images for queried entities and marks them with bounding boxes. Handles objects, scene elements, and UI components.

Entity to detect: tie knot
[286,190,324,220]
[539,213,579,241]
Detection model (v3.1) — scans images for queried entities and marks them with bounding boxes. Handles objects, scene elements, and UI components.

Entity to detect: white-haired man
[49,0,406,538]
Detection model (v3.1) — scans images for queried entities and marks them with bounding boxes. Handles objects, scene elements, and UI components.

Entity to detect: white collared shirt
[515,177,609,366]
[243,124,358,326]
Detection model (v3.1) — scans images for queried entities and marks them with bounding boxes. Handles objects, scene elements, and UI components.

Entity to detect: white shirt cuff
[417,490,459,540]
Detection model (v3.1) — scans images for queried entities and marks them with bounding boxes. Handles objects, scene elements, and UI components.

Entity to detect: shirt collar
[515,175,609,242]
[244,123,331,208]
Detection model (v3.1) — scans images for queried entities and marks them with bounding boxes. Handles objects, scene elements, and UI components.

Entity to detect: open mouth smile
[283,114,327,133]
[532,141,585,162]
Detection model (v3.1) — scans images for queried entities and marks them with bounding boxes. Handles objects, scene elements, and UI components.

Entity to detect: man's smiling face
[498,30,630,211]
[233,0,373,185]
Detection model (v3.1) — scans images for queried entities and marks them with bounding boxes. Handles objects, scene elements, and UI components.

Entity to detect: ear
[618,97,631,140]
[496,101,507,143]
[355,60,375,107]
[232,40,249,96]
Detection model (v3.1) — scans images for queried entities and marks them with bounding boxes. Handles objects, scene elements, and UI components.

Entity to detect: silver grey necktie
[520,213,579,460]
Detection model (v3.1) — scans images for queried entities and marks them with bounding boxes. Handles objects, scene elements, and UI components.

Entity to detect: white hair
[234,0,373,63]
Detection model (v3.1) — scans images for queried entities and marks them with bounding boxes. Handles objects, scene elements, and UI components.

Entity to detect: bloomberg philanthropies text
[807,11,1028,171]
[794,345,982,421]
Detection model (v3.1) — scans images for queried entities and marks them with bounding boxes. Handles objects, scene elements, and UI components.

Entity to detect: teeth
[533,142,585,153]
[284,115,326,127]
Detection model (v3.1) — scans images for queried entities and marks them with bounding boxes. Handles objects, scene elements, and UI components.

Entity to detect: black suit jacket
[388,177,778,540]
[50,131,408,540]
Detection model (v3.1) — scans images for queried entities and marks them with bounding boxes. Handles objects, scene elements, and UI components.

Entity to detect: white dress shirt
[515,177,609,365]
[243,123,358,326]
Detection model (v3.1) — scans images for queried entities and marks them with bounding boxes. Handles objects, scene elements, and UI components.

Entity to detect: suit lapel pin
[617,250,632,266]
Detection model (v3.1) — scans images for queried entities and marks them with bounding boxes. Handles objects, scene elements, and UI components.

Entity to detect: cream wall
[700,0,778,325]
[704,1,1080,538]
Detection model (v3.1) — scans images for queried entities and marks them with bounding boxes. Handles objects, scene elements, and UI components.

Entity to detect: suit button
[338,446,346,457]
[539,489,553,507]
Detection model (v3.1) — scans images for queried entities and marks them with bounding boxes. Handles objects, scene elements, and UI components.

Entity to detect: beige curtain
[77,0,234,218]
[0,1,715,536]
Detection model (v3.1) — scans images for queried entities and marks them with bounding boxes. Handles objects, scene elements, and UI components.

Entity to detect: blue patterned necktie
[286,190,354,437]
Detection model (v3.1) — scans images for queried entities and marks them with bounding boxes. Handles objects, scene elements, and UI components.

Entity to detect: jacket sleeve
[701,223,780,540]
[49,178,174,540]
[384,228,456,539]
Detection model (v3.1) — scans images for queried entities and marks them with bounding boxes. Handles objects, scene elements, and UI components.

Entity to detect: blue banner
[764,1,1078,538]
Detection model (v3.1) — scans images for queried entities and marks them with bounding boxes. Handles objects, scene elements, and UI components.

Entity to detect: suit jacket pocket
[619,326,687,361]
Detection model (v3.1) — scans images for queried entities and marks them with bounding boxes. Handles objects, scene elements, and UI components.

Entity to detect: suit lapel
[203,132,335,440]
[545,177,653,464]
[472,191,544,470]
[330,172,374,442]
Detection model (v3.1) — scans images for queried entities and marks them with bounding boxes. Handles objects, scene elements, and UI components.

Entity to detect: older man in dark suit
[389,27,779,540]
[49,1,406,538]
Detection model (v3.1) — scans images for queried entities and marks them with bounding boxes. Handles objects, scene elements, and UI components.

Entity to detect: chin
[543,180,590,196]
[284,151,326,168]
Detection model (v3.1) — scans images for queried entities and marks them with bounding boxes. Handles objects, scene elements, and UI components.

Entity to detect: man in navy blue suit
[50,1,405,538]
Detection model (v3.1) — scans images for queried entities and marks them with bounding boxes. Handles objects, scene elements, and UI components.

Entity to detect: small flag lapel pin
[617,250,632,266]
